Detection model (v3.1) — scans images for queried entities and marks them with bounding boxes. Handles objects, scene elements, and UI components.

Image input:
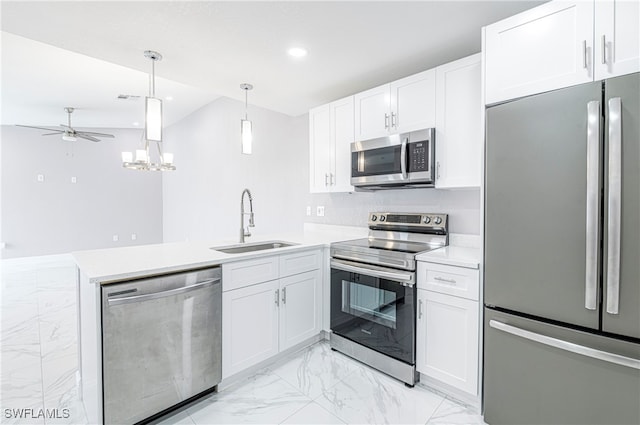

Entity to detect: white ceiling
[1,1,544,128]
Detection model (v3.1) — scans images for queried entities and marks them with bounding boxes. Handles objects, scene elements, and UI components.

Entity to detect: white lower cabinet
[416,261,480,396]
[222,249,322,379]
[223,280,280,377]
[279,271,322,350]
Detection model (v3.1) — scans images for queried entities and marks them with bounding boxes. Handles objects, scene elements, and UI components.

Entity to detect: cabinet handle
[330,173,335,185]
[391,112,397,128]
[434,276,457,284]
[282,287,287,304]
[436,161,441,180]
[582,40,588,70]
[384,113,389,129]
[418,299,423,320]
[325,173,329,187]
[601,35,607,65]
[275,289,280,306]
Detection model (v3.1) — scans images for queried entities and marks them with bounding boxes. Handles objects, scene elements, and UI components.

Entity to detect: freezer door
[485,82,601,329]
[602,72,640,339]
[484,308,640,425]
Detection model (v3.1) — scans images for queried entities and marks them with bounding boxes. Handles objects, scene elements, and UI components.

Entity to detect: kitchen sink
[211,240,298,254]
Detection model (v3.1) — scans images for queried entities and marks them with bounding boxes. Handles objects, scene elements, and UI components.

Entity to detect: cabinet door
[434,54,482,189]
[594,0,640,80]
[330,96,355,192]
[484,1,594,104]
[416,290,478,395]
[354,84,390,141]
[222,280,280,378]
[391,69,436,133]
[279,270,322,351]
[309,104,332,193]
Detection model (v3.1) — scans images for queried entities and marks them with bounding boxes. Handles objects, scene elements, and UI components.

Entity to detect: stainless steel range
[329,212,448,386]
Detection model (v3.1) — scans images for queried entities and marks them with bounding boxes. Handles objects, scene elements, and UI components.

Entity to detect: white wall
[162,98,481,240]
[0,126,163,259]
[304,189,481,235]
[162,97,308,243]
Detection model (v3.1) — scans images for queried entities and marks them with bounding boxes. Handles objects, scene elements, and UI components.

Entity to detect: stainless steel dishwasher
[101,267,221,424]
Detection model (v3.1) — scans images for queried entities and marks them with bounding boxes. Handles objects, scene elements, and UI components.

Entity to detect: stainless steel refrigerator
[484,72,640,424]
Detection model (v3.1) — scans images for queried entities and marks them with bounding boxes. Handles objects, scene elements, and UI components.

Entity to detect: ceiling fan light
[62,134,77,142]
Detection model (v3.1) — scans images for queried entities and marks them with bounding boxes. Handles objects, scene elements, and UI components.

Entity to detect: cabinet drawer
[279,249,322,277]
[222,256,279,292]
[417,262,479,300]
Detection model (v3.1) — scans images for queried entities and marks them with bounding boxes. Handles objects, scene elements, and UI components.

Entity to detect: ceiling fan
[16,107,115,142]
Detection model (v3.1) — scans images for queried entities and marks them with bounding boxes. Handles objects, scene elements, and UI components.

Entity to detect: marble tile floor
[1,255,485,425]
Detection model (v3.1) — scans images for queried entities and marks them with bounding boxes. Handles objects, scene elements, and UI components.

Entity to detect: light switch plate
[306,206,311,216]
[316,206,325,217]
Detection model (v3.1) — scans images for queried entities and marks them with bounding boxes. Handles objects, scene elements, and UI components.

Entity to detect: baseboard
[418,373,481,412]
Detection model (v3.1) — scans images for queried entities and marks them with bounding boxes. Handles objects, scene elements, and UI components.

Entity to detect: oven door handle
[330,258,414,286]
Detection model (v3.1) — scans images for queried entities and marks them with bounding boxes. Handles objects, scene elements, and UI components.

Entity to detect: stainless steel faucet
[240,188,255,243]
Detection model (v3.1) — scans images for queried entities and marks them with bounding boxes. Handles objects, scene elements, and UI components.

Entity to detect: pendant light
[240,83,253,155]
[121,50,175,171]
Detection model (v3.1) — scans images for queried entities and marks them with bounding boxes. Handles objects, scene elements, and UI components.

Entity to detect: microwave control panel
[409,142,428,172]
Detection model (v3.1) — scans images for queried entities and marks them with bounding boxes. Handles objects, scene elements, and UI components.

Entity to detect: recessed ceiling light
[288,47,307,58]
[132,122,140,126]
[165,96,174,101]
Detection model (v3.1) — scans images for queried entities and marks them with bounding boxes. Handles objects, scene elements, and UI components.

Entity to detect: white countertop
[415,245,481,269]
[72,224,368,284]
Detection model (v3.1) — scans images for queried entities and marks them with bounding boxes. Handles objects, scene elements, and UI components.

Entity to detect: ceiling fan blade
[59,124,73,130]
[16,124,63,132]
[42,132,65,136]
[76,134,101,143]
[77,131,114,138]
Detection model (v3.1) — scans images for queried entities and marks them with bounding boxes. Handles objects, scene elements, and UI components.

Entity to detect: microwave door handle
[400,137,408,179]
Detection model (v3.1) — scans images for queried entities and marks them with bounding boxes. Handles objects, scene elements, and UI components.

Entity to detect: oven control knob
[371,215,377,222]
[434,217,443,225]
[423,216,431,224]
[379,215,386,222]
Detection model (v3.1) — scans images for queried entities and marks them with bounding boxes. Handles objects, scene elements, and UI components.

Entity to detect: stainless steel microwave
[351,128,435,190]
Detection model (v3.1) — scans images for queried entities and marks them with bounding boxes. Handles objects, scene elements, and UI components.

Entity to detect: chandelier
[121,50,175,171]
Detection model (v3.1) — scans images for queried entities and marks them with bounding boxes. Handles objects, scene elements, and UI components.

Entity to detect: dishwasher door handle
[107,278,221,306]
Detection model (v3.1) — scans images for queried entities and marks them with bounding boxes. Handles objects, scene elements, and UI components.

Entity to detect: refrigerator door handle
[606,97,622,315]
[585,100,600,311]
[489,320,640,370]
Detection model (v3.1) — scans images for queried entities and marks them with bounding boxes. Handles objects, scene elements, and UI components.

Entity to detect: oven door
[330,259,416,364]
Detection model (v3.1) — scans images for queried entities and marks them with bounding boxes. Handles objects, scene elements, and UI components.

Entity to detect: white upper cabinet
[330,97,355,192]
[485,0,640,104]
[354,69,436,140]
[391,69,437,134]
[354,84,390,140]
[434,54,482,189]
[309,97,354,193]
[594,0,640,80]
[484,1,594,104]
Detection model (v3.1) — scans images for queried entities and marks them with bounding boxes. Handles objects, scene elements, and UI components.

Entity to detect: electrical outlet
[37,174,45,182]
[131,233,137,241]
[306,206,311,216]
[71,176,77,184]
[316,206,325,217]
[112,235,119,242]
